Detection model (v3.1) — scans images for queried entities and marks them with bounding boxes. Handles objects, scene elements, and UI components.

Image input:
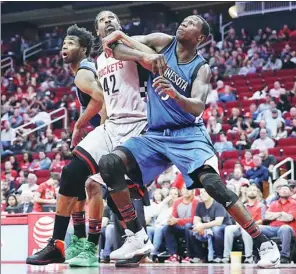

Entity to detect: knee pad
[99,153,127,193]
[59,157,90,199]
[198,168,239,209]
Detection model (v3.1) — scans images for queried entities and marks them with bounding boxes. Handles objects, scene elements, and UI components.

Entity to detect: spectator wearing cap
[251,128,275,149]
[259,147,277,173]
[245,154,269,191]
[213,131,235,154]
[269,81,286,98]
[218,85,236,103]
[265,109,285,138]
[222,184,265,264]
[259,184,296,264]
[227,168,250,195]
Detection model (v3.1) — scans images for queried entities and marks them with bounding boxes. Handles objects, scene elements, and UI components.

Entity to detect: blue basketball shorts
[118,124,219,189]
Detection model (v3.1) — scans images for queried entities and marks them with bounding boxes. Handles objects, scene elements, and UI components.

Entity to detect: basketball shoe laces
[34,238,56,255]
[259,244,274,257]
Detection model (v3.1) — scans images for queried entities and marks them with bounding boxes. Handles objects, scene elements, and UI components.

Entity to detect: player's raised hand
[102,30,124,58]
[152,76,180,99]
[142,54,167,75]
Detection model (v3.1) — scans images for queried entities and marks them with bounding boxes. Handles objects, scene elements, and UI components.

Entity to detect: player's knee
[199,170,239,209]
[99,153,127,192]
[86,178,102,197]
[59,158,90,197]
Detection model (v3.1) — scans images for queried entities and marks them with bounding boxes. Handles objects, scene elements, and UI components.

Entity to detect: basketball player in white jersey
[26,11,163,267]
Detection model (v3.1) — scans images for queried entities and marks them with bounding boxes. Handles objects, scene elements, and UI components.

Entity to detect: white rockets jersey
[96,52,147,124]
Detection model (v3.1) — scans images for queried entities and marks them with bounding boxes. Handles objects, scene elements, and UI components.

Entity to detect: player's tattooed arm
[152,64,211,117]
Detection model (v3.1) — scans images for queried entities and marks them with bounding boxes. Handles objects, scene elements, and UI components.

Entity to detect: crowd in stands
[1,10,296,264]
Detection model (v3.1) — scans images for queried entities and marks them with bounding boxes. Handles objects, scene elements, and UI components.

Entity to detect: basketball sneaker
[110,228,153,260]
[26,238,65,265]
[257,241,280,268]
[65,235,86,263]
[69,241,99,267]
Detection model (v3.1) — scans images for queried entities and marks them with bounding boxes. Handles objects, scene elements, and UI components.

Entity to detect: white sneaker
[110,228,154,260]
[257,241,280,268]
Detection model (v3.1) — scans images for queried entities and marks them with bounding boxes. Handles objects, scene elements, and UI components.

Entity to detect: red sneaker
[182,257,191,263]
[164,254,178,263]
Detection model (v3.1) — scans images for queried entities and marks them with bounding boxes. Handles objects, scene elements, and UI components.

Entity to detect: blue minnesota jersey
[147,37,207,130]
[75,59,100,127]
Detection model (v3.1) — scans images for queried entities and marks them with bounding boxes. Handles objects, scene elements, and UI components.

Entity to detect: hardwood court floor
[1,263,296,274]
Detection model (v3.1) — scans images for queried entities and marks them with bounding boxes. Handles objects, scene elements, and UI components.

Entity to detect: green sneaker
[65,235,86,263]
[69,241,99,267]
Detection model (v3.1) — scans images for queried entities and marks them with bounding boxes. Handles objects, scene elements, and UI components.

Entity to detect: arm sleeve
[171,199,179,218]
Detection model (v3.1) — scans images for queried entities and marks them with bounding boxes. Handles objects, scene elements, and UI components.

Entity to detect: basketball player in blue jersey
[98,15,280,268]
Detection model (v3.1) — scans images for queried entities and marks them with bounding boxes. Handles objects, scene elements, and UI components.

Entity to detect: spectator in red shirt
[203,102,224,122]
[20,152,34,171]
[163,186,199,263]
[223,184,265,263]
[50,152,66,173]
[33,174,60,212]
[259,185,296,264]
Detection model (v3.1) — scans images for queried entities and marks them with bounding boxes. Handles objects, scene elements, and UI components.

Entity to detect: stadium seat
[278,138,296,147]
[222,124,231,132]
[268,147,282,157]
[261,70,275,78]
[34,170,50,178]
[220,151,239,161]
[223,159,238,169]
[282,146,296,157]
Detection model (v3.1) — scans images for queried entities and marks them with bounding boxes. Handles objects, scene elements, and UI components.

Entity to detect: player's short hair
[94,10,120,32]
[66,24,94,57]
[195,15,210,38]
